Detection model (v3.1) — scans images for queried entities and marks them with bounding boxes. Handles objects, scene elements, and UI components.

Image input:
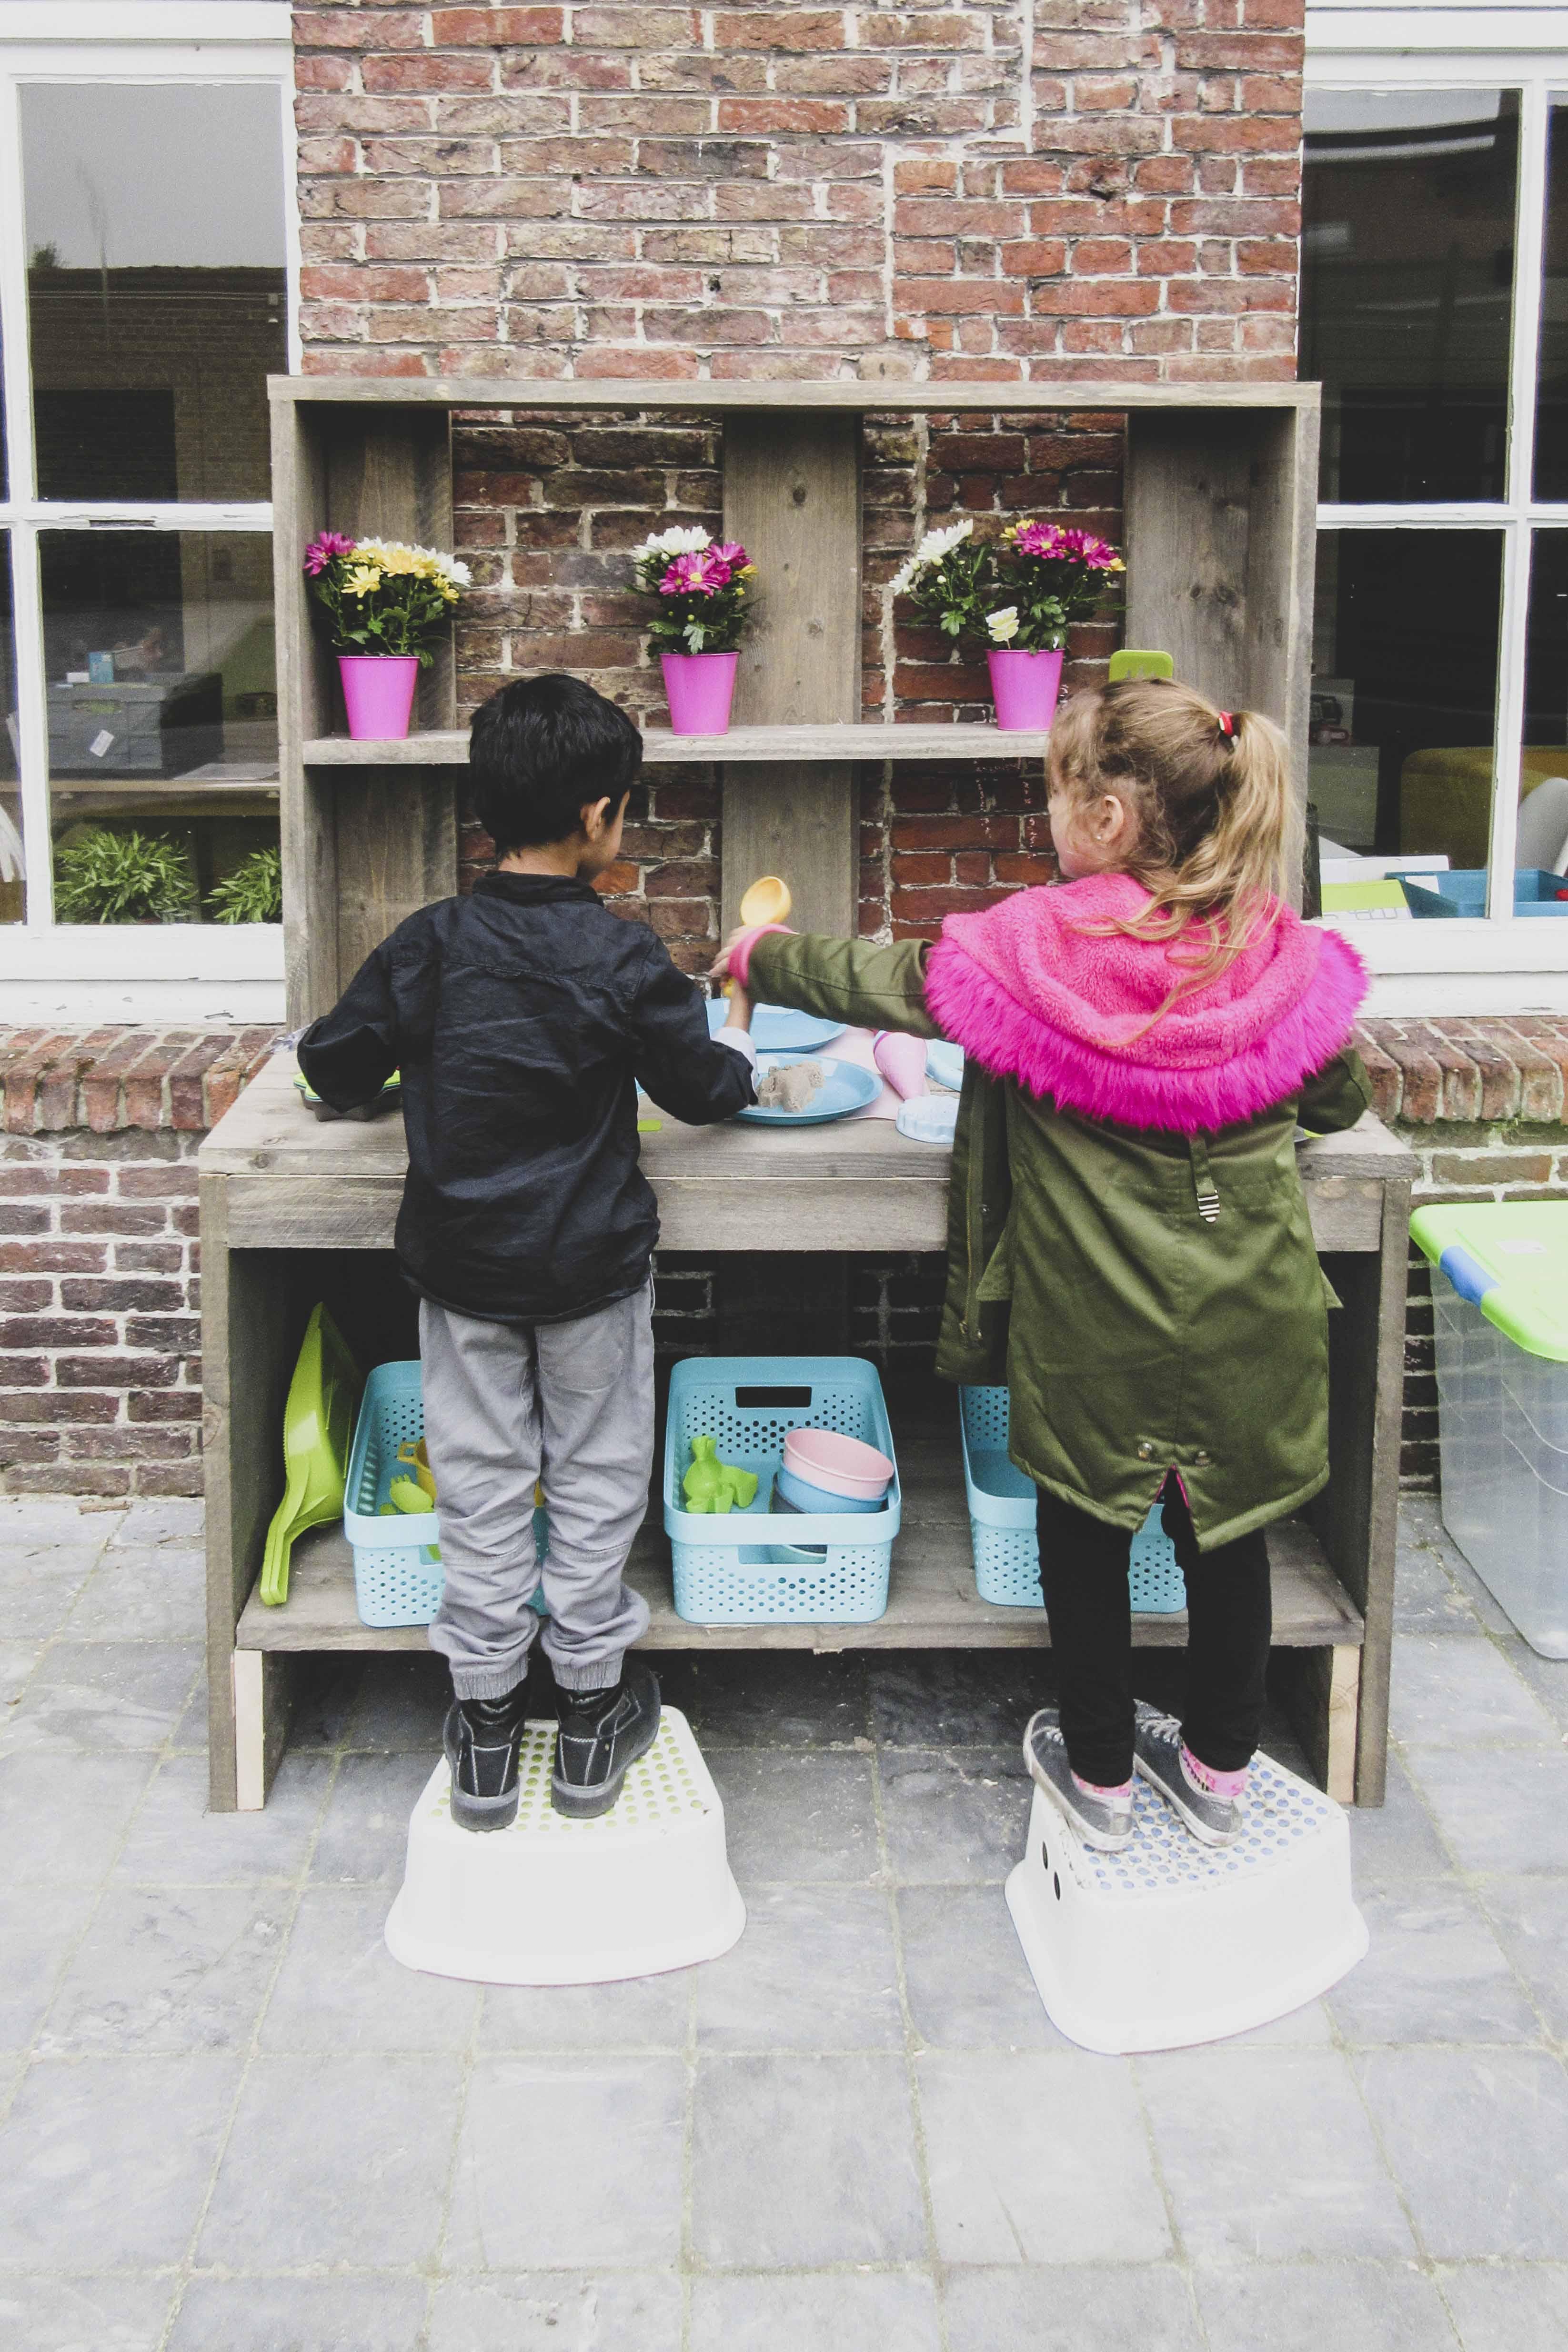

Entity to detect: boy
[298,674,756,1827]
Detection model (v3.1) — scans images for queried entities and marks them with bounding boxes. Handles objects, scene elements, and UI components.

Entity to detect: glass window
[0,540,23,924]
[1536,106,1568,501]
[42,530,278,925]
[1520,532,1568,881]
[1302,90,1519,503]
[1311,529,1503,875]
[21,85,286,504]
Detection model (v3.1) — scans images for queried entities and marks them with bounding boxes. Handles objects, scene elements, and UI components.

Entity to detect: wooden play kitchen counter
[202,1050,1413,1814]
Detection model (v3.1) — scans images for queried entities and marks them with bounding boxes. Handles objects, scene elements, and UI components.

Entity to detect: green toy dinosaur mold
[683,1434,759,1515]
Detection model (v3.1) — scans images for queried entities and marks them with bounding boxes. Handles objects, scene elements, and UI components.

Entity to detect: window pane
[43,531,279,926]
[1520,531,1568,883]
[22,86,286,503]
[1311,530,1502,885]
[1535,108,1568,499]
[0,542,24,923]
[1302,91,1518,503]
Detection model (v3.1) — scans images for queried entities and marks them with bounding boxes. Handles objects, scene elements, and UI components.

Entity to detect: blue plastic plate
[706,999,845,1053]
[925,1038,964,1093]
[737,1051,880,1126]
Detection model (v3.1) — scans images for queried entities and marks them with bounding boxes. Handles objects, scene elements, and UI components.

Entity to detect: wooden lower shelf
[236,1427,1364,1660]
[301,722,1055,768]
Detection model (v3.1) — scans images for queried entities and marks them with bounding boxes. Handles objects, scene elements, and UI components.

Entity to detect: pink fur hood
[924,872,1368,1134]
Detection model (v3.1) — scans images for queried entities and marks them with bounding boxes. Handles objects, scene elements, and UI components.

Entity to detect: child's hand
[709,927,748,984]
[723,979,753,1031]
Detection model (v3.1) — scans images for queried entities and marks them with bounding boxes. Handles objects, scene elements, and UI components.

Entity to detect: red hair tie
[1217,710,1236,740]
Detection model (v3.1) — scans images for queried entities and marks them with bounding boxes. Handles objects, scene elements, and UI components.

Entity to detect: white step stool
[385,1706,745,1986]
[1006,1752,1368,2054]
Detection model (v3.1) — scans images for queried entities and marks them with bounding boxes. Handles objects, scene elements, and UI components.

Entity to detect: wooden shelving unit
[199,374,1413,1818]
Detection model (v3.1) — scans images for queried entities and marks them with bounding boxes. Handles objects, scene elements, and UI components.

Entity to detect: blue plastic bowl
[775,1462,886,1516]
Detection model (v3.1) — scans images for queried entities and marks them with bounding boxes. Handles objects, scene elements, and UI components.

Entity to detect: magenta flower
[304,530,356,577]
[713,541,749,569]
[660,548,734,596]
[1008,520,1122,570]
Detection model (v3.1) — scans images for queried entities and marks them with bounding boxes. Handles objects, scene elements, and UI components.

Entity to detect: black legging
[1035,1477,1272,1789]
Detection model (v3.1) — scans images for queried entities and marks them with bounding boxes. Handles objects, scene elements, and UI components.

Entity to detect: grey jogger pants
[419,1279,654,1700]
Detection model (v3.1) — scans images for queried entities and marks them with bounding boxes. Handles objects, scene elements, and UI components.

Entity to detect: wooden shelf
[302,723,1055,767]
[272,377,1318,416]
[237,1419,1364,1659]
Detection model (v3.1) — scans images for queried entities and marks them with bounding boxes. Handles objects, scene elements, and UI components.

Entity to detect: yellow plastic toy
[396,1437,437,1502]
[388,1475,434,1515]
[724,875,793,998]
[683,1434,760,1515]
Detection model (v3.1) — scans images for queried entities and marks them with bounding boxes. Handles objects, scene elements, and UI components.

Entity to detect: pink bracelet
[729,922,790,989]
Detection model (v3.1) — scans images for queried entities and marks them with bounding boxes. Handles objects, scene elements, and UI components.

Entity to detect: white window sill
[0,923,284,1025]
[1320,915,1568,1015]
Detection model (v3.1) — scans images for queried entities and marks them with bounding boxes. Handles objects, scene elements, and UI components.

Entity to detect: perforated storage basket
[662,1357,900,1623]
[959,1386,1185,1613]
[344,1360,545,1629]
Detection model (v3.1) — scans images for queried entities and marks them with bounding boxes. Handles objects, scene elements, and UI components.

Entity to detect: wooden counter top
[200,1049,1415,1255]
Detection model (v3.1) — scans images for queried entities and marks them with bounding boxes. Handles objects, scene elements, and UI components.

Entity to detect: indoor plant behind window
[53,828,199,925]
[633,527,757,736]
[304,533,470,742]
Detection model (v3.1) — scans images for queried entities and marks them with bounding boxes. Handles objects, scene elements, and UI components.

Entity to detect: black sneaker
[552,1661,661,1820]
[1133,1701,1246,1848]
[443,1684,529,1834]
[1023,1706,1134,1852]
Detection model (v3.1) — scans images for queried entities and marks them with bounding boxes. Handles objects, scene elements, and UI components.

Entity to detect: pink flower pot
[987,646,1064,733]
[662,651,738,736]
[339,654,419,741]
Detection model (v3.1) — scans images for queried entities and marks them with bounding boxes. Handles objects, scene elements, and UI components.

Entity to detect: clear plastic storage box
[1413,1202,1568,1658]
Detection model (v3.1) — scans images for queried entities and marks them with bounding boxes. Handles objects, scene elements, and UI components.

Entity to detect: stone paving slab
[0,1498,1563,2347]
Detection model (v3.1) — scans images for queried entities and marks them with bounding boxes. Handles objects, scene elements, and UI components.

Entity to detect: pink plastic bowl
[783,1426,894,1501]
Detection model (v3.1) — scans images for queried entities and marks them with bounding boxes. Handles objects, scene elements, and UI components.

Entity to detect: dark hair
[468,673,643,853]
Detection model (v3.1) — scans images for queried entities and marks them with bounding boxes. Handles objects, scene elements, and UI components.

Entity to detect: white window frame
[0,3,293,1024]
[1307,6,1568,1010]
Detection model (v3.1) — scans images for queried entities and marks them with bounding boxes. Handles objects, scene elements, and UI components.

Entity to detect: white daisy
[985,605,1020,645]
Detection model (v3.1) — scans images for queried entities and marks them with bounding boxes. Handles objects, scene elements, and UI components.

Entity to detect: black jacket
[297,871,754,1323]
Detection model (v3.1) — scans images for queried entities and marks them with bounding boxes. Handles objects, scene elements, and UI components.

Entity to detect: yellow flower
[345,565,382,597]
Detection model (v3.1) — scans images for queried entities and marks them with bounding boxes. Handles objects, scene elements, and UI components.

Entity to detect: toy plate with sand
[737,1051,879,1126]
[706,998,844,1054]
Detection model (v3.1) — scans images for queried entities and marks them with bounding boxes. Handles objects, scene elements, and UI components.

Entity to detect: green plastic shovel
[259,1302,362,1606]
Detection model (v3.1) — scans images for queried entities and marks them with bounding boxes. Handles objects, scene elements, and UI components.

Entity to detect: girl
[712,677,1371,1854]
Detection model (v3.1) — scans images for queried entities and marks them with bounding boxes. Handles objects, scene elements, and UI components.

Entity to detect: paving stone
[0,1498,121,1543]
[40,1885,288,2054]
[896,1884,1063,2050]
[0,2051,241,2268]
[1508,1647,1568,1736]
[690,2270,941,2352]
[261,1882,478,2053]
[168,2272,429,2352]
[707,1750,879,1886]
[310,1750,441,1884]
[1438,2260,1568,2350]
[343,1653,451,1752]
[1138,2050,1413,2260]
[918,2049,1170,2263]
[1392,1535,1479,1635]
[0,1750,155,1885]
[879,1748,1031,1885]
[695,1884,902,2051]
[1222,1999,1337,2048]
[480,1967,693,2055]
[0,1639,40,1707]
[0,1884,99,2052]
[199,2051,462,2269]
[868,1651,1048,1748]
[1195,2258,1458,2351]
[1400,1747,1568,1874]
[0,2274,175,2352]
[114,1752,328,1886]
[1326,1883,1542,2047]
[427,2272,684,2352]
[943,2264,1201,2352]
[1389,1636,1560,1747]
[2,1640,201,1754]
[1346,1752,1453,1888]
[445,2056,686,2268]
[1478,1875,1568,2038]
[111,1498,205,1548]
[691,2052,925,2266]
[688,1650,870,1747]
[1358,2049,1568,2257]
[65,1550,205,1642]
[0,1548,110,1638]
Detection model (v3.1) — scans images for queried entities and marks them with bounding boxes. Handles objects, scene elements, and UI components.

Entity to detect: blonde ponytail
[1048,677,1297,997]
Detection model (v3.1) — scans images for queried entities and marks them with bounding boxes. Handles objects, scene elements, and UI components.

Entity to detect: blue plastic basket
[343,1360,544,1629]
[958,1386,1186,1613]
[662,1357,900,1623]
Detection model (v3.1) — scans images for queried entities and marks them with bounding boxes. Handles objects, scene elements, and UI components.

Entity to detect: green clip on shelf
[259,1304,363,1607]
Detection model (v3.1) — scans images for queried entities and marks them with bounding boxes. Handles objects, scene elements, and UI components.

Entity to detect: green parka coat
[746,928,1373,1551]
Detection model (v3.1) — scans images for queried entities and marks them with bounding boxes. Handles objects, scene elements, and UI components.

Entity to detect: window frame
[0,3,293,1022]
[1306,11,1568,1009]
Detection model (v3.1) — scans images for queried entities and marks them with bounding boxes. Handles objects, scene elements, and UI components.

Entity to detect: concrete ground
[1,1496,1567,2351]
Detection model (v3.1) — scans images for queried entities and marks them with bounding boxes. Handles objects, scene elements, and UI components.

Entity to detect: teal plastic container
[662,1357,899,1624]
[1400,869,1568,918]
[958,1386,1186,1613]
